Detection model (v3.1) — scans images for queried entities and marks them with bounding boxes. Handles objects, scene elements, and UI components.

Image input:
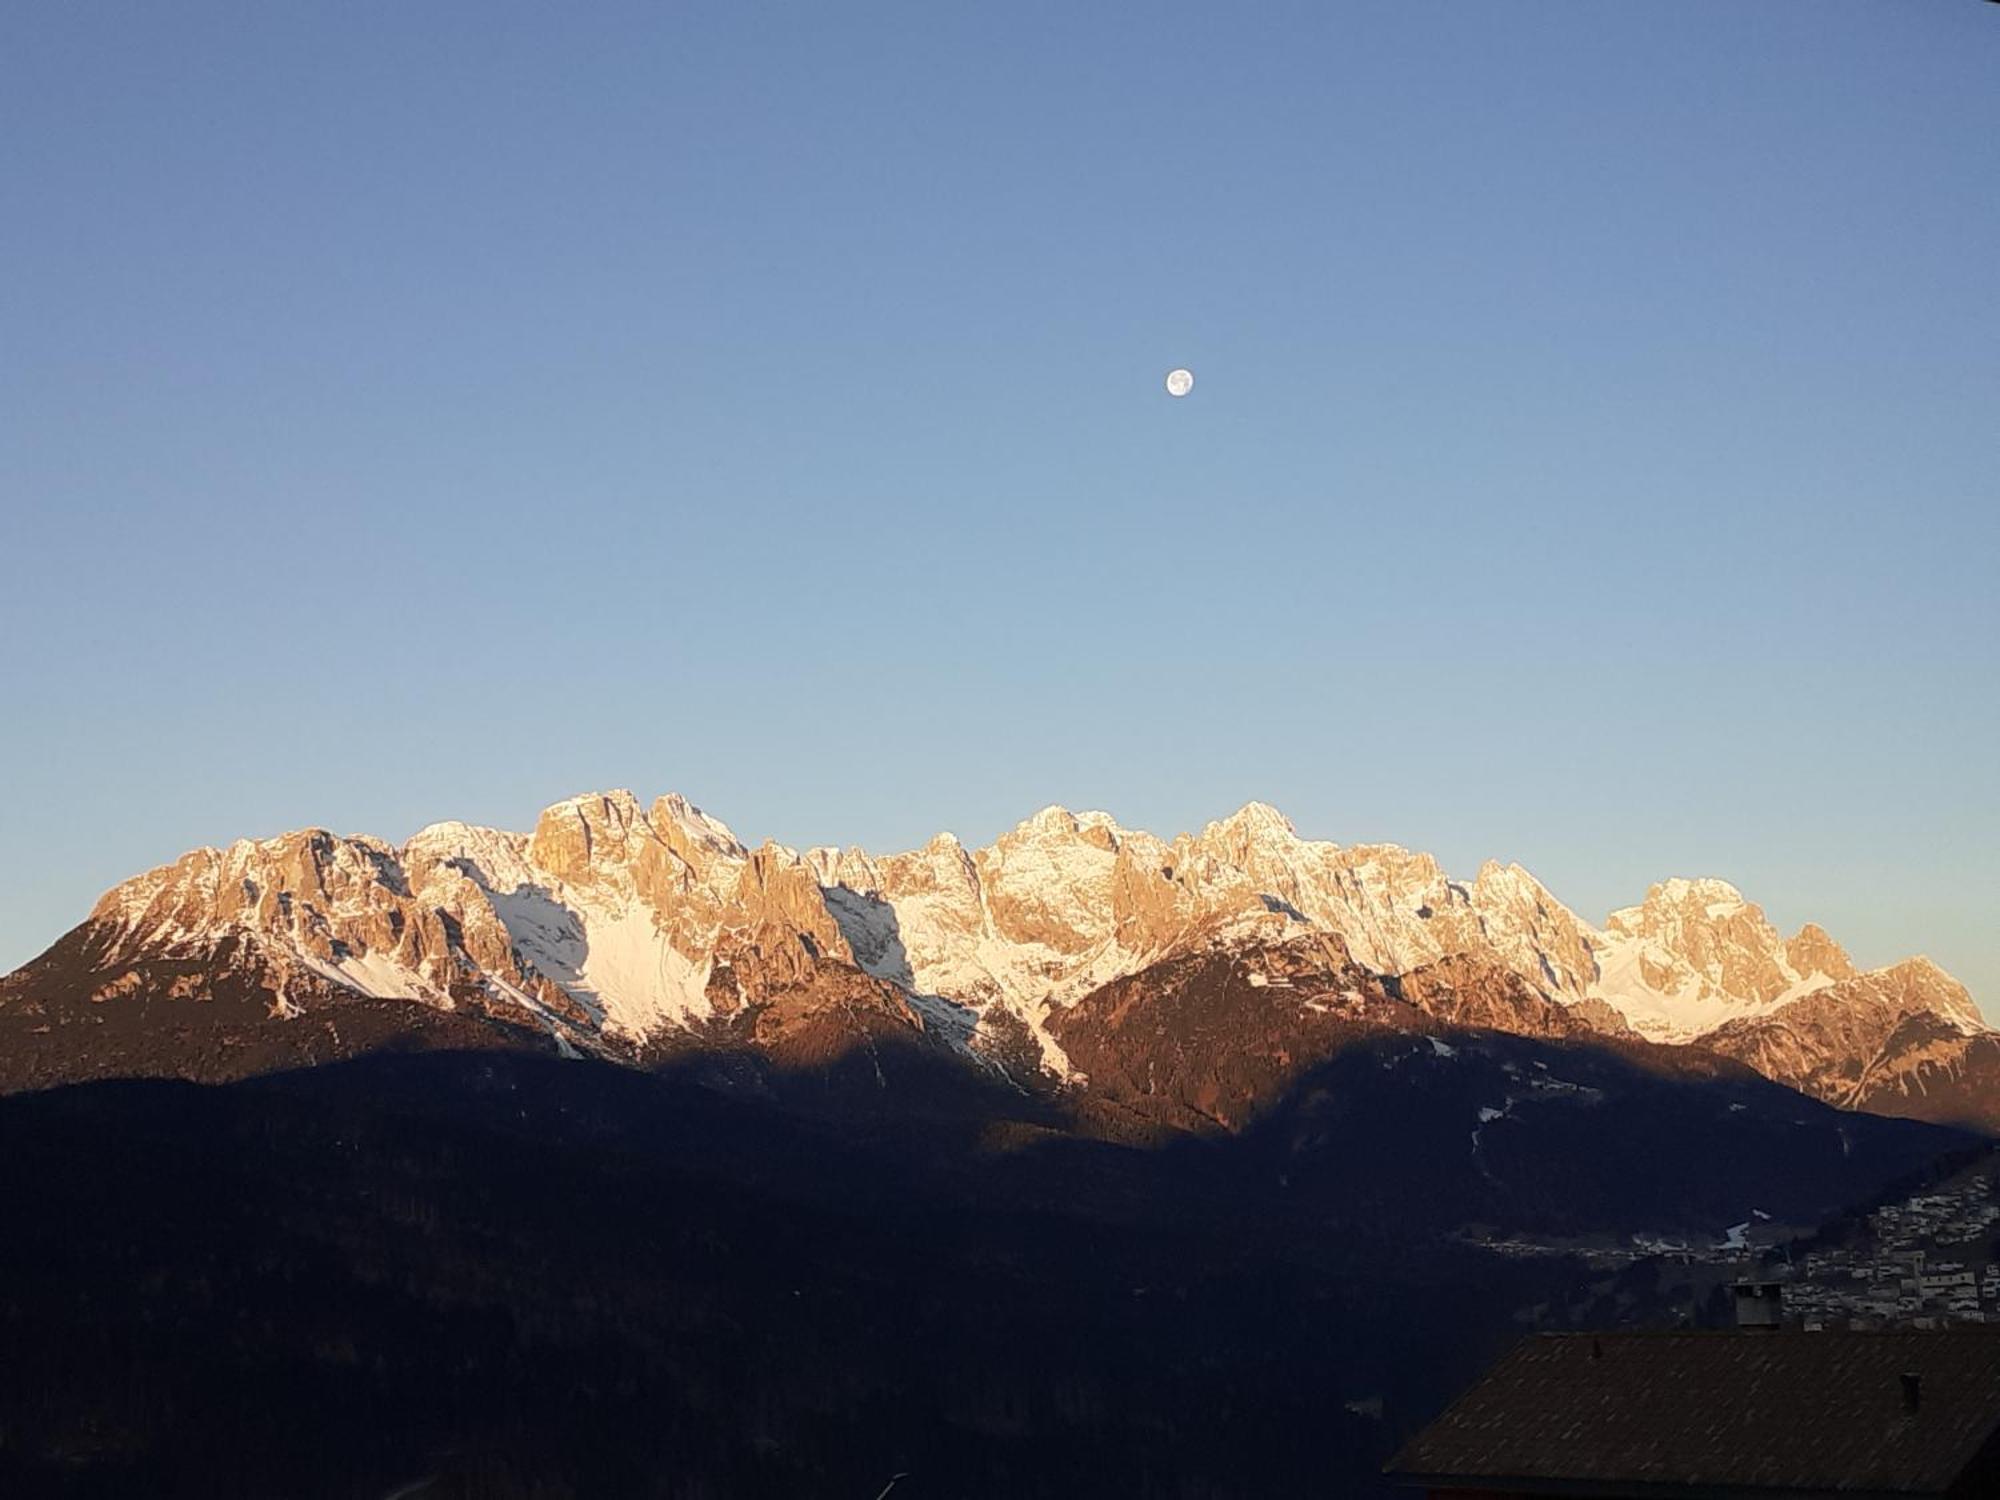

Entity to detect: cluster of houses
[1779,1175,2000,1329]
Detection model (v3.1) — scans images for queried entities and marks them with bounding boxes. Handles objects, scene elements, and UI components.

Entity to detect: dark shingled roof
[1388,1330,2000,1497]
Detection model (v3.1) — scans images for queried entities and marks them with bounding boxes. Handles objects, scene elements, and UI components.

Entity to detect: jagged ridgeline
[2,789,1989,1129]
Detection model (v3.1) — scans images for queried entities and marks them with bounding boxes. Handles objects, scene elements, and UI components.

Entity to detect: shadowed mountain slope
[0,1044,1972,1500]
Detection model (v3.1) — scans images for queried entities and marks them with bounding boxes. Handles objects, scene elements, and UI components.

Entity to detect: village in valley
[1658,1152,2000,1331]
[1778,1163,2000,1329]
[1466,1149,2000,1333]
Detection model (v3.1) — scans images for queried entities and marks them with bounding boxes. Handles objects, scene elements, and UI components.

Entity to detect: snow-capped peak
[651,791,744,859]
[1201,800,1301,849]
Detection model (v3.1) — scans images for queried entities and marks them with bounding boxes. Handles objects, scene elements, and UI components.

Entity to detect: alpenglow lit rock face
[1589,878,1858,1043]
[0,789,1986,1125]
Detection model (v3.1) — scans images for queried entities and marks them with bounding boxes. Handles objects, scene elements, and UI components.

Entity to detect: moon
[1165,367,1194,398]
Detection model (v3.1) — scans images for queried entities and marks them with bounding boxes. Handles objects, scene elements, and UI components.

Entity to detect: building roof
[1387,1330,2000,1497]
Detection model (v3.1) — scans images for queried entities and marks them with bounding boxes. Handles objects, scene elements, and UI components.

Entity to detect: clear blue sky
[3,2,1995,1002]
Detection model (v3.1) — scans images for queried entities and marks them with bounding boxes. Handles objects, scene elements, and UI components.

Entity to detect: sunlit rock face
[1586,878,1855,1042]
[2,789,1984,1119]
[1699,957,1994,1127]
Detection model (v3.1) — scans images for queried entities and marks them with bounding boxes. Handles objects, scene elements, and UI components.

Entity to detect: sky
[2,2,1995,1001]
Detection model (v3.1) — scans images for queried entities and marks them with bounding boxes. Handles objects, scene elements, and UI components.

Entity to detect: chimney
[1902,1373,1923,1413]
[1731,1281,1784,1330]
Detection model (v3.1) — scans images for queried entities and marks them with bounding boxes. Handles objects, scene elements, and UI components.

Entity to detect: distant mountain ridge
[0,788,1987,1129]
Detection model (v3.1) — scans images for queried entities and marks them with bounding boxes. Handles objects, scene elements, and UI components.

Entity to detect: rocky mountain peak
[1590,876,1867,1042]
[526,790,649,885]
[650,792,744,861]
[1018,804,1082,837]
[977,808,1123,961]
[1877,956,1985,1030]
[1785,922,1856,985]
[1197,800,1302,860]
[1608,877,1747,933]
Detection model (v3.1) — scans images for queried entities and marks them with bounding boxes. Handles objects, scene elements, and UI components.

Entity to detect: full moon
[1164,367,1194,398]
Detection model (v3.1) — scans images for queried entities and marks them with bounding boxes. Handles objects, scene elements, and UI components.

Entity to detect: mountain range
[3,788,1994,1496]
[2,788,1990,1131]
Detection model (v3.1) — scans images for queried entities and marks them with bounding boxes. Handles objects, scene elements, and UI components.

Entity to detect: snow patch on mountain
[559,900,712,1035]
